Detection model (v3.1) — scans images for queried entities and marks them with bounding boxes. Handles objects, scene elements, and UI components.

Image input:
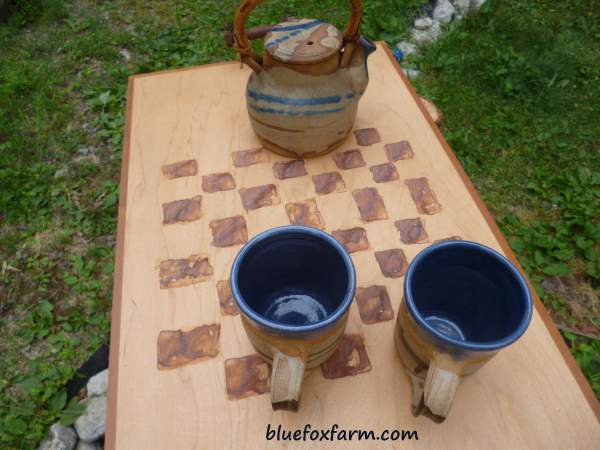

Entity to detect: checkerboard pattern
[155,128,451,400]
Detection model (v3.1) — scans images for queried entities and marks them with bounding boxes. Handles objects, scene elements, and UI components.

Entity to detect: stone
[119,48,131,61]
[75,442,99,450]
[433,0,455,24]
[77,146,95,156]
[403,68,421,80]
[414,17,433,31]
[394,41,418,60]
[412,20,442,47]
[86,369,108,397]
[471,0,487,10]
[541,277,563,295]
[455,0,472,17]
[72,154,100,165]
[38,423,77,450]
[74,396,107,443]
[54,167,68,178]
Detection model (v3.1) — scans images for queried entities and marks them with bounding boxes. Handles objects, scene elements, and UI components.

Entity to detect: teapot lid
[265,18,342,64]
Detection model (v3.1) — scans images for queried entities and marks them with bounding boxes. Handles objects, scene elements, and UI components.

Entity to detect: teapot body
[247,39,372,158]
[233,2,374,157]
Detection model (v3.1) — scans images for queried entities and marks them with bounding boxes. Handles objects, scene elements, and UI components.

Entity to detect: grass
[0,0,598,447]
[0,1,428,447]
[412,0,600,395]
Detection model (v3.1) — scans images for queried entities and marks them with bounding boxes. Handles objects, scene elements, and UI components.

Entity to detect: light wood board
[106,44,600,450]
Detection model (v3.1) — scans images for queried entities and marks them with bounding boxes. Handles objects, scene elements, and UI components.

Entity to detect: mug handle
[423,354,460,418]
[271,349,306,411]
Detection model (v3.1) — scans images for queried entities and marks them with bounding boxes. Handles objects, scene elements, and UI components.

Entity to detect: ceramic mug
[230,225,356,411]
[394,240,533,420]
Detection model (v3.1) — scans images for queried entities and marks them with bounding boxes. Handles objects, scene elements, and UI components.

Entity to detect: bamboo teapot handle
[233,0,364,72]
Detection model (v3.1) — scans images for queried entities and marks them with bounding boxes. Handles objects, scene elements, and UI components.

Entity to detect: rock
[433,0,455,24]
[403,68,421,80]
[470,0,487,10]
[412,20,442,47]
[414,17,433,31]
[74,396,107,443]
[455,0,472,17]
[77,146,95,156]
[50,250,65,259]
[86,369,108,397]
[395,41,418,60]
[541,277,563,295]
[73,154,100,165]
[75,442,99,450]
[54,167,68,178]
[38,424,77,450]
[419,96,443,125]
[119,48,131,61]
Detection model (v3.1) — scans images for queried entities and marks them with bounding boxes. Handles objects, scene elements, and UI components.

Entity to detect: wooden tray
[106,44,600,449]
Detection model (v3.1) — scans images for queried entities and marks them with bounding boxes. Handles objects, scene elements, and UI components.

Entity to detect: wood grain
[106,44,599,450]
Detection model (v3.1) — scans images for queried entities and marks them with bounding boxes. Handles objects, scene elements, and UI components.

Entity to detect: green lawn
[413,0,600,394]
[0,0,598,447]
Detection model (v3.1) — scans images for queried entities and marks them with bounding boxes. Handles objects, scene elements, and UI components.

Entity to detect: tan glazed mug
[395,240,533,420]
[230,226,356,411]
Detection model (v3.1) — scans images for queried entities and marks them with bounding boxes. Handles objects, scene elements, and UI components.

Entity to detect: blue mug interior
[231,226,355,332]
[405,241,532,351]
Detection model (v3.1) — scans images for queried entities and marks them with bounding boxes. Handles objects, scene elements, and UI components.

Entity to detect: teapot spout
[359,35,377,60]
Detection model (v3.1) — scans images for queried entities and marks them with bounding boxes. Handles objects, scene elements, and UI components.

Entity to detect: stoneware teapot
[233,0,375,158]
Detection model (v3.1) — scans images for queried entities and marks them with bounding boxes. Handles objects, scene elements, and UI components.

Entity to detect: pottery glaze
[394,240,533,420]
[233,1,375,158]
[230,226,356,411]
